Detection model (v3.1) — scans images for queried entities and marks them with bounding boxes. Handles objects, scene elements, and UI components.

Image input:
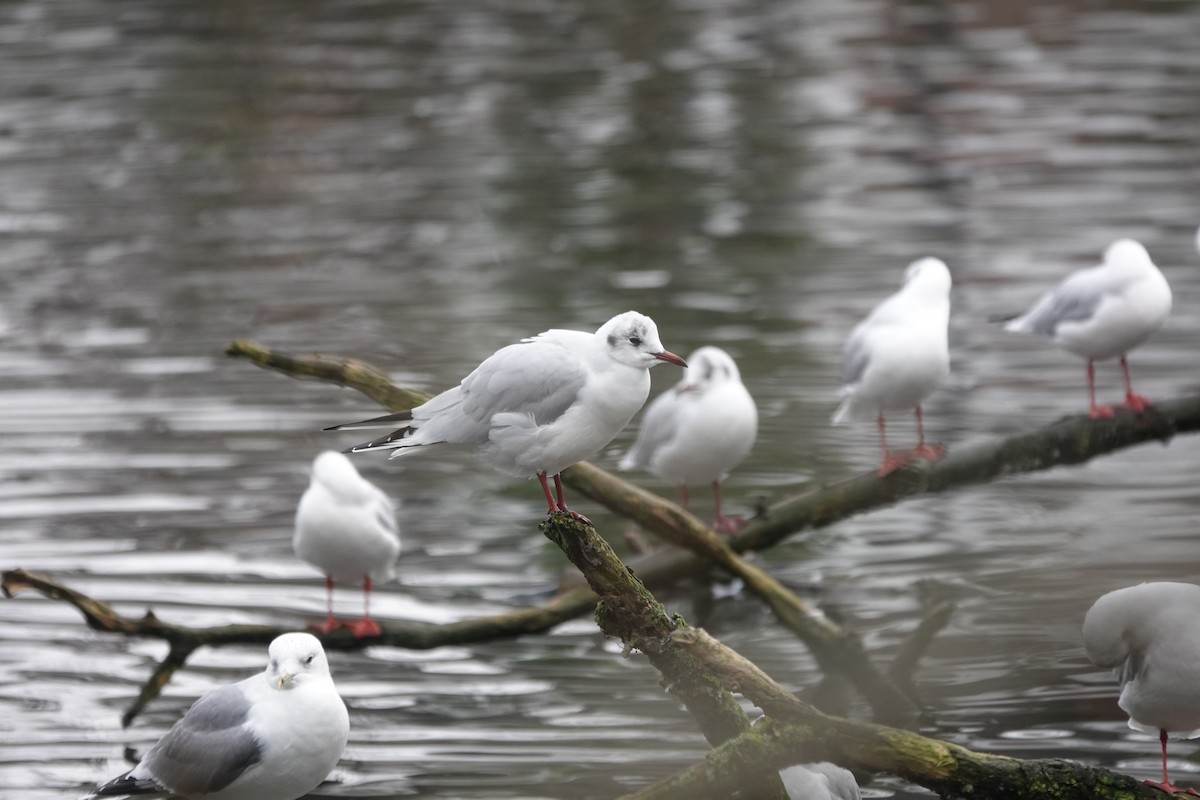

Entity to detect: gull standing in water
[833,257,952,475]
[85,633,349,800]
[294,451,400,638]
[328,311,687,524]
[619,346,758,532]
[1083,582,1200,795]
[1004,239,1171,419]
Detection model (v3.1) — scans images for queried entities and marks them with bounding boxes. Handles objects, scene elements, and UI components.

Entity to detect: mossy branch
[540,514,788,799]
[625,627,1174,800]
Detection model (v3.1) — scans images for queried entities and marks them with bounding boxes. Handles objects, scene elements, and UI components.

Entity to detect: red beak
[653,350,688,368]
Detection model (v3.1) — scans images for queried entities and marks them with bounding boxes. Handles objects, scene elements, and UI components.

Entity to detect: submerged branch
[2,568,598,722]
[628,627,1169,800]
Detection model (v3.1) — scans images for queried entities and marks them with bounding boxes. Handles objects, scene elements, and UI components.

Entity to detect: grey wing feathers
[373,491,400,538]
[459,338,588,430]
[1015,285,1104,336]
[139,684,263,795]
[1009,265,1112,336]
[840,325,871,387]
[619,390,679,471]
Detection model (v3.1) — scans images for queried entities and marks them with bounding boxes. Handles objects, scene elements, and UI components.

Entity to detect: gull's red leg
[310,575,339,634]
[711,480,746,533]
[346,575,382,638]
[1142,728,1198,795]
[1120,354,1153,413]
[551,473,592,526]
[911,404,945,461]
[537,471,559,515]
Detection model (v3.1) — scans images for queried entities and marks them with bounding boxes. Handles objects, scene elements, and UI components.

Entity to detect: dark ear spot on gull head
[599,311,688,369]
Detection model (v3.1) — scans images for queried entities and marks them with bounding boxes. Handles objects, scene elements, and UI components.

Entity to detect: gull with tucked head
[84,632,349,800]
[294,451,400,639]
[1083,582,1200,796]
[833,257,952,475]
[328,311,686,523]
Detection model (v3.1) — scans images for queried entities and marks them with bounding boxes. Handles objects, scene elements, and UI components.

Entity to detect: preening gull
[1004,239,1171,419]
[779,762,861,800]
[328,311,687,523]
[619,346,758,532]
[1083,582,1200,794]
[85,633,349,800]
[295,451,401,638]
[833,257,951,475]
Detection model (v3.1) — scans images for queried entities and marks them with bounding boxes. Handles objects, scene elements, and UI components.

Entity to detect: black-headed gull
[1004,239,1171,419]
[86,633,348,800]
[779,762,861,800]
[328,311,687,523]
[832,257,952,475]
[619,346,758,533]
[1083,581,1200,795]
[294,451,400,638]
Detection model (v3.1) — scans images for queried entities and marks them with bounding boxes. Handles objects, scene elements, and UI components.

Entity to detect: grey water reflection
[1,0,1199,797]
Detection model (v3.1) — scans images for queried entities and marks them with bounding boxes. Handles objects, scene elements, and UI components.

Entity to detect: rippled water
[2,1,1200,797]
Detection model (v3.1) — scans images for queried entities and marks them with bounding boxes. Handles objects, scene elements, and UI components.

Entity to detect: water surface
[2,0,1200,797]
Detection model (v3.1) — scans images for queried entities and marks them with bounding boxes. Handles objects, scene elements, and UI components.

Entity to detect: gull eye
[628,335,642,347]
[305,655,315,666]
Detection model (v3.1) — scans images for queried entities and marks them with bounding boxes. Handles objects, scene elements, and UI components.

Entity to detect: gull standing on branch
[832,257,952,476]
[619,346,758,533]
[84,633,349,800]
[328,311,687,524]
[1083,582,1200,795]
[1003,239,1171,419]
[294,451,400,638]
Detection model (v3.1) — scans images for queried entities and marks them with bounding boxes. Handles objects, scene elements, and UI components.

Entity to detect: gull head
[309,450,372,501]
[1102,238,1155,276]
[677,346,741,394]
[598,311,687,370]
[902,257,952,297]
[266,632,332,690]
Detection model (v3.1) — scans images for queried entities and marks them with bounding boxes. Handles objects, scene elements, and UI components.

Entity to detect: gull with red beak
[329,311,686,523]
[620,346,758,532]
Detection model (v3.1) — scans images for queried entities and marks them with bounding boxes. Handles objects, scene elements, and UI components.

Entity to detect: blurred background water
[1,0,1199,797]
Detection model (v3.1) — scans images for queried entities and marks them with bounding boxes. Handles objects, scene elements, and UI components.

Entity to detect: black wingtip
[86,772,164,798]
[324,410,415,432]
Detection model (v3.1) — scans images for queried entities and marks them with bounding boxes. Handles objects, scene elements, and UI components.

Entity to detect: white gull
[328,311,686,522]
[619,346,758,532]
[1004,239,1171,418]
[832,257,951,475]
[780,762,861,800]
[294,451,400,639]
[85,633,349,800]
[1083,581,1200,795]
